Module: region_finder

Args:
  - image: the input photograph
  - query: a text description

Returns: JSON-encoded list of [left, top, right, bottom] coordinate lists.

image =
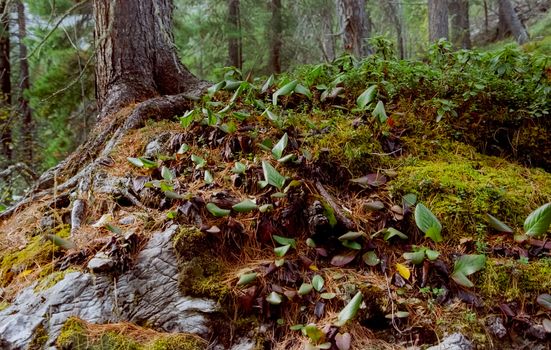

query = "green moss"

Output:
[[0, 224, 70, 287], [389, 143, 551, 241], [35, 268, 79, 292], [28, 325, 49, 350], [147, 335, 206, 350], [478, 258, 551, 302], [56, 317, 89, 350], [173, 226, 230, 301]]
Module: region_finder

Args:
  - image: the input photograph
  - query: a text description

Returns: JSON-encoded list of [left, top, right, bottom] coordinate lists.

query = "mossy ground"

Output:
[[56, 318, 206, 350]]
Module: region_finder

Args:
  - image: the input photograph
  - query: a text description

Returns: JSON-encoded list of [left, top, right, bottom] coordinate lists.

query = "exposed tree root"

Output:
[[0, 93, 199, 221]]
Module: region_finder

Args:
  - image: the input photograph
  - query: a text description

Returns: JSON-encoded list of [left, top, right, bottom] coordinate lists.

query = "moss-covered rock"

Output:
[[173, 226, 230, 301], [389, 143, 551, 241], [479, 257, 551, 302]]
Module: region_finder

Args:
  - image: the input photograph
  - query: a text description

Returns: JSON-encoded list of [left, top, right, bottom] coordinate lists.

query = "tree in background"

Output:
[[17, 0, 33, 164], [428, 0, 449, 42], [268, 0, 282, 73], [228, 0, 242, 69], [337, 0, 369, 57], [0, 0, 11, 162], [498, 0, 529, 44], [383, 0, 406, 58], [449, 0, 471, 48]]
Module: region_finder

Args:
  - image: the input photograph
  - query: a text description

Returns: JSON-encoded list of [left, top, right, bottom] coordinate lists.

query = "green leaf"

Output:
[[486, 214, 513, 233], [298, 283, 313, 295], [372, 100, 388, 123], [357, 85, 377, 108], [274, 244, 291, 257], [127, 157, 144, 167], [161, 166, 174, 181], [232, 199, 257, 213], [275, 258, 285, 267], [312, 275, 324, 292], [139, 159, 158, 169], [191, 154, 207, 169], [164, 191, 185, 200], [264, 109, 280, 123], [320, 293, 336, 299], [261, 74, 275, 93], [524, 203, 551, 237], [262, 160, 286, 189], [294, 84, 312, 98], [415, 203, 442, 242], [290, 324, 304, 331], [45, 234, 76, 250], [362, 251, 380, 266], [259, 204, 274, 213], [204, 170, 214, 184], [179, 110, 195, 128], [277, 154, 296, 163], [383, 227, 408, 240], [266, 291, 283, 305], [177, 143, 190, 154], [335, 292, 363, 327], [207, 81, 225, 96], [402, 193, 417, 207], [272, 133, 288, 160], [338, 231, 364, 241], [403, 250, 425, 265], [231, 162, 247, 174], [273, 235, 296, 248], [206, 203, 231, 217], [306, 238, 316, 248], [537, 294, 551, 310], [425, 249, 440, 261], [451, 254, 486, 288], [237, 272, 257, 286], [304, 324, 324, 343], [273, 80, 298, 105], [342, 240, 362, 250]]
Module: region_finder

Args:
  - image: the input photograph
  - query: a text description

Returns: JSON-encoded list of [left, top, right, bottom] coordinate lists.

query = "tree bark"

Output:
[[268, 0, 282, 74], [428, 0, 449, 42], [449, 0, 471, 49], [93, 0, 205, 119], [320, 1, 335, 62], [497, 0, 529, 44], [17, 0, 33, 165], [228, 0, 242, 69], [384, 0, 406, 58], [337, 0, 368, 57], [0, 0, 11, 161]]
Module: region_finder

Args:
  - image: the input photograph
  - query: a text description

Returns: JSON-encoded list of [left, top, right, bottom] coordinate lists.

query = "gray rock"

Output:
[[230, 338, 256, 350], [119, 215, 136, 225], [486, 316, 507, 339], [87, 252, 115, 272], [426, 333, 473, 350], [0, 225, 218, 349], [144, 140, 162, 158]]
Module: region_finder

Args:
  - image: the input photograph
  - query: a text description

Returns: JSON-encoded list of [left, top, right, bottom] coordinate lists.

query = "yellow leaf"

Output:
[[396, 263, 410, 280], [309, 265, 319, 271]]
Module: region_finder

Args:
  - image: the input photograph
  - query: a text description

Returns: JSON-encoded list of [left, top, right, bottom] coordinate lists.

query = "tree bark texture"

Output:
[[384, 0, 406, 58], [337, 0, 368, 57], [269, 0, 282, 74], [428, 0, 449, 42], [449, 0, 471, 49], [17, 0, 33, 165], [93, 0, 204, 118], [0, 0, 11, 161], [497, 0, 529, 44], [228, 0, 242, 69], [320, 1, 335, 62]]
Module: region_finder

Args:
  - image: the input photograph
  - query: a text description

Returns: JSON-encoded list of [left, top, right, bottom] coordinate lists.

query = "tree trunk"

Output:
[[17, 0, 32, 165], [228, 0, 242, 69], [449, 0, 471, 49], [428, 0, 449, 42], [93, 0, 205, 118], [320, 1, 335, 62], [384, 0, 406, 58], [268, 0, 282, 74], [337, 0, 368, 57], [497, 0, 529, 44], [0, 0, 11, 161]]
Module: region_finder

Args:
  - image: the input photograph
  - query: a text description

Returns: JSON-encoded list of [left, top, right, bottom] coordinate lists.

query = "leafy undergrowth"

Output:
[[1, 44, 551, 349]]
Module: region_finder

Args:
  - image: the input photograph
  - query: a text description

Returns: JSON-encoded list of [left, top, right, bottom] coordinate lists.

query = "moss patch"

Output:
[[173, 226, 230, 302], [389, 143, 551, 241], [478, 257, 551, 302]]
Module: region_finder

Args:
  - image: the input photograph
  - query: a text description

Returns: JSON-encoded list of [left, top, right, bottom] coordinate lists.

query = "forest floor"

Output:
[[1, 49, 551, 350]]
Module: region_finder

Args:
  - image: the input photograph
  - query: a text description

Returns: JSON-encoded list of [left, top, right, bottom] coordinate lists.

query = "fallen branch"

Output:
[[314, 181, 356, 231]]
